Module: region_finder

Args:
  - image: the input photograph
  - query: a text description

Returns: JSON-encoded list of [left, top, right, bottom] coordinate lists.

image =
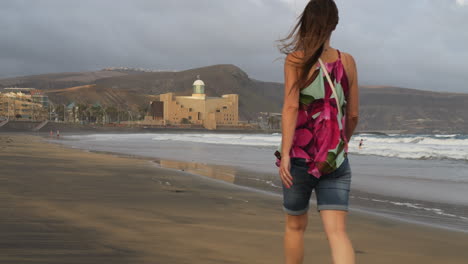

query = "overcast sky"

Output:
[[1, 0, 467, 92]]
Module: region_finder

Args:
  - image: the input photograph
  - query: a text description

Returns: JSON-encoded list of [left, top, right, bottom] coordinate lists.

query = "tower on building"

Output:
[[192, 75, 205, 98]]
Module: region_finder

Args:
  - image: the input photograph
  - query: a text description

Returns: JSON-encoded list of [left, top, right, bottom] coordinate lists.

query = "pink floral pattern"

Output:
[[275, 50, 349, 178]]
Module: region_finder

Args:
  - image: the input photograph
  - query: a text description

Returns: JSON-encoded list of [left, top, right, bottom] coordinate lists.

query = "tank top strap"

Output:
[[337, 49, 342, 60]]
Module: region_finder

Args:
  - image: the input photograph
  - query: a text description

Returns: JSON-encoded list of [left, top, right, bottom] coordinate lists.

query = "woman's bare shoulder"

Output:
[[340, 51, 357, 77], [340, 51, 356, 66], [285, 50, 304, 66]]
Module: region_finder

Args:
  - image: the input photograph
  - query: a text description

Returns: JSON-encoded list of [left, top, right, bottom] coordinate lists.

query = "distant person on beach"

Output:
[[274, 0, 359, 263], [49, 130, 54, 137], [56, 130, 60, 138], [359, 139, 364, 150]]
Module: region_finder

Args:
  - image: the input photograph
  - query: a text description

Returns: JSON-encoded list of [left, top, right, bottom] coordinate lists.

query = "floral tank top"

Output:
[[274, 50, 350, 178]]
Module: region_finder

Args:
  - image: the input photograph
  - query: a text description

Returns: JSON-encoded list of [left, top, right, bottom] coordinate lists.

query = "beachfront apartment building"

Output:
[[143, 77, 239, 130], [0, 88, 49, 120]]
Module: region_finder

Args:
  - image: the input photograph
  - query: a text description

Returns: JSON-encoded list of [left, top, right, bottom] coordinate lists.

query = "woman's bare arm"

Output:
[[344, 53, 359, 141], [280, 53, 301, 157]]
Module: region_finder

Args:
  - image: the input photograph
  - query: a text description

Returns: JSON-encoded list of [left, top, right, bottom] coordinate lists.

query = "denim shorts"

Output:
[[282, 157, 352, 215]]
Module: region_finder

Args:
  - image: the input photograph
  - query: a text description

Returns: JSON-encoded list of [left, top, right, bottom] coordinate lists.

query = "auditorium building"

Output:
[[144, 77, 239, 130]]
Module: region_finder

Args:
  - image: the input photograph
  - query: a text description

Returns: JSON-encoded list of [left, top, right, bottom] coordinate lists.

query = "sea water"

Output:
[[55, 132, 468, 232]]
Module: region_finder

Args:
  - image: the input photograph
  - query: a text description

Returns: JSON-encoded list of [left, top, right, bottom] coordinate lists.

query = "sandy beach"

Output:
[[1, 134, 468, 264]]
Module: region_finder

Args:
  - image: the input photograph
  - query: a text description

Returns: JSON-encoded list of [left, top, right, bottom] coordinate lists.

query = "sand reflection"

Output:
[[155, 159, 238, 184]]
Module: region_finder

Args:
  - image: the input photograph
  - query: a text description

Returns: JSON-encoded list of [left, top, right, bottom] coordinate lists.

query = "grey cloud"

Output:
[[0, 0, 467, 92]]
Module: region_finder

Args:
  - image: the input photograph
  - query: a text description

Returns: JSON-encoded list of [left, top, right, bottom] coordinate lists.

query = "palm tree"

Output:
[[77, 103, 89, 124], [137, 105, 148, 120], [55, 105, 65, 122], [90, 104, 103, 124], [105, 106, 118, 123], [72, 105, 76, 123]]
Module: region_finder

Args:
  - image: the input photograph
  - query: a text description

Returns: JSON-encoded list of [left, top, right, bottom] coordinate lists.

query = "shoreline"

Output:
[[1, 121, 464, 136], [45, 133, 468, 234], [2, 133, 468, 263]]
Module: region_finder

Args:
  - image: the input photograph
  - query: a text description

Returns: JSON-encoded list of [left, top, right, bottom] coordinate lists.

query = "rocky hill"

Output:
[[1, 65, 467, 133], [0, 70, 129, 90], [358, 87, 468, 133]]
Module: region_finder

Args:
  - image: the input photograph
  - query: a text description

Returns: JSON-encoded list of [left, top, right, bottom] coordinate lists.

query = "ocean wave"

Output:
[[357, 197, 467, 220], [66, 133, 468, 162], [349, 134, 468, 161], [435, 134, 458, 138], [151, 133, 278, 147]]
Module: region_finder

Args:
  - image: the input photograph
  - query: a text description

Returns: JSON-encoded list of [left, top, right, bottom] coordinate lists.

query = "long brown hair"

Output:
[[278, 0, 339, 93]]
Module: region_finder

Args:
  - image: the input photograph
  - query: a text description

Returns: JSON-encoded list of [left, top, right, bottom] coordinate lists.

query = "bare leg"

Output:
[[320, 210, 355, 264], [284, 213, 308, 264]]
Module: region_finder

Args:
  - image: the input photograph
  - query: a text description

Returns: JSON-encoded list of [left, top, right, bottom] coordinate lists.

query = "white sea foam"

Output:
[[349, 134, 468, 161], [359, 197, 467, 221], [149, 132, 468, 161], [150, 133, 279, 146], [66, 132, 468, 162]]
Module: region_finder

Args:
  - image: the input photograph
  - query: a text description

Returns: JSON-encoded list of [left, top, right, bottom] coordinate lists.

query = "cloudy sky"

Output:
[[1, 0, 467, 92]]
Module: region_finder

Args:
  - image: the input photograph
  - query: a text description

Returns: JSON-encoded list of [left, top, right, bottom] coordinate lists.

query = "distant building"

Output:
[[30, 89, 50, 109], [144, 77, 239, 130], [257, 112, 282, 130], [0, 88, 49, 120]]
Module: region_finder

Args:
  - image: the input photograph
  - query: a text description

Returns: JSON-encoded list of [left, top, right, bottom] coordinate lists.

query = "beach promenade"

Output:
[[1, 134, 468, 263]]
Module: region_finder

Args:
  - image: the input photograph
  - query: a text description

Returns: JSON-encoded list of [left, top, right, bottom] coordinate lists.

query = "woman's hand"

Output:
[[279, 155, 293, 188]]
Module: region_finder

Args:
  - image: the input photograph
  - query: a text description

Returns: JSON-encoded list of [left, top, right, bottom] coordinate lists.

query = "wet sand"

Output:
[[1, 134, 468, 263]]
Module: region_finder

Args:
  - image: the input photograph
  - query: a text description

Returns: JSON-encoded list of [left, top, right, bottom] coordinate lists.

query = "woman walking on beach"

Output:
[[274, 0, 359, 263]]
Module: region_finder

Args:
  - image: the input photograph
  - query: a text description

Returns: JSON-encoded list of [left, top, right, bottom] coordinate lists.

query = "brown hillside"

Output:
[[94, 64, 282, 121], [0, 70, 129, 90], [1, 65, 467, 133], [44, 85, 148, 111], [47, 84, 97, 93], [358, 87, 468, 133]]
